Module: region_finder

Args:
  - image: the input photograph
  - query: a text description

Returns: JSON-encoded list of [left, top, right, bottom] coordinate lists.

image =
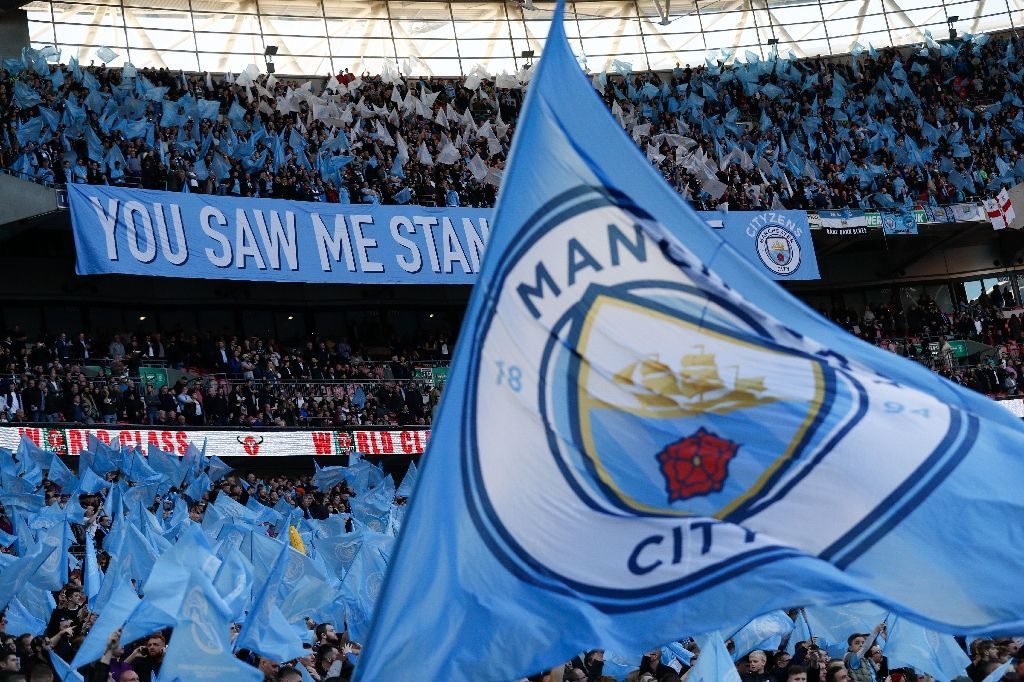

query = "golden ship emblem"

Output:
[[611, 346, 779, 416]]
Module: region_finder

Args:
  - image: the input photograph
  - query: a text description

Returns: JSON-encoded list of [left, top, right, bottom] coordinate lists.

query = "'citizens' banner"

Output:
[[68, 185, 820, 281], [0, 425, 430, 457]]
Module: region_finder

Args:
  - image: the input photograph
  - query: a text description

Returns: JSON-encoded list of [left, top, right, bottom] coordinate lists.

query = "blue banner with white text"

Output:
[[68, 185, 819, 282]]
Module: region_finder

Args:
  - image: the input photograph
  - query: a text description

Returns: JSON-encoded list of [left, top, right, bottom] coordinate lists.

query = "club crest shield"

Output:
[[465, 186, 960, 607]]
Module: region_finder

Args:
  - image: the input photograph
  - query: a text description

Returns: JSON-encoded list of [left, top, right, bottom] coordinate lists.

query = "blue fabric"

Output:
[[4, 597, 45, 637], [70, 574, 140, 669], [727, 610, 795, 660], [883, 616, 970, 680], [234, 540, 308, 662], [803, 602, 888, 657], [0, 546, 55, 613], [49, 650, 85, 682], [160, 571, 263, 682], [83, 531, 102, 606], [354, 6, 1024, 680], [67, 184, 816, 283], [689, 633, 741, 682]]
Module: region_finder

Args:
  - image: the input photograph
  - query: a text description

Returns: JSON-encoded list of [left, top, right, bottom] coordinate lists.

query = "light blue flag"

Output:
[[341, 532, 393, 644], [159, 571, 263, 682], [70, 574, 140, 669], [13, 81, 42, 109], [15, 436, 49, 466], [17, 582, 54, 626], [83, 530, 102, 606], [15, 117, 43, 147], [117, 522, 160, 585], [803, 601, 888, 657], [313, 527, 363, 579], [279, 574, 335, 623], [727, 610, 795, 660], [206, 455, 233, 482], [212, 153, 232, 181], [688, 633, 741, 682], [601, 652, 639, 681], [390, 153, 405, 178], [120, 524, 220, 643], [83, 438, 118, 475], [395, 461, 418, 499], [234, 540, 307, 662], [123, 449, 162, 483], [46, 454, 78, 492], [350, 488, 391, 534], [185, 471, 212, 502], [5, 597, 45, 637], [883, 616, 969, 680], [245, 495, 282, 525], [49, 650, 85, 682], [30, 520, 72, 591], [393, 187, 412, 204], [313, 461, 349, 492], [344, 458, 384, 493], [0, 545, 55, 613], [147, 444, 186, 487], [213, 544, 254, 621], [355, 5, 1024, 680]]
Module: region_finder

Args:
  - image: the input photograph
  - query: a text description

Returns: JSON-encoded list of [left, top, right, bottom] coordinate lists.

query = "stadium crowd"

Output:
[[2, 30, 1024, 212], [0, 329, 448, 427], [0, 436, 1017, 682], [7, 286, 1024, 426]]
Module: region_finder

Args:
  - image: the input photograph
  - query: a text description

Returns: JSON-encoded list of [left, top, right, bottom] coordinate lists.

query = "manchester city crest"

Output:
[[755, 223, 801, 276], [465, 186, 961, 609]]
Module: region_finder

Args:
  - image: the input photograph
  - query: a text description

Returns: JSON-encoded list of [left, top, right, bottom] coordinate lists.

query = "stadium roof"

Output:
[[17, 0, 1021, 77]]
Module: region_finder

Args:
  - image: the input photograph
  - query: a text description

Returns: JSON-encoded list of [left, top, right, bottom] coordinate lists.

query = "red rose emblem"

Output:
[[657, 427, 740, 502]]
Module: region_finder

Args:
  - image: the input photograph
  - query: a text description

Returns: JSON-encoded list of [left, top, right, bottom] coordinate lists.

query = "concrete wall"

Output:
[[0, 173, 59, 226], [0, 10, 30, 60]]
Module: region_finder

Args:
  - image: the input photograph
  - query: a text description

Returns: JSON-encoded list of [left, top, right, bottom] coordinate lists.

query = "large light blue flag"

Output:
[[46, 454, 79, 492], [727, 610, 794, 660], [395, 461, 418, 498], [341, 532, 393, 644], [803, 601, 888, 657], [349, 487, 391, 534], [688, 633, 741, 682], [344, 459, 385, 494], [313, 527, 363, 579], [158, 571, 262, 682], [234, 540, 307, 662], [5, 597, 45, 637], [49, 649, 85, 682], [212, 543, 254, 621], [356, 5, 1024, 680], [70, 574, 140, 670], [313, 462, 348, 492], [18, 438, 51, 467], [0, 545, 54, 613], [31, 519, 72, 591], [83, 530, 102, 606], [883, 616, 970, 680]]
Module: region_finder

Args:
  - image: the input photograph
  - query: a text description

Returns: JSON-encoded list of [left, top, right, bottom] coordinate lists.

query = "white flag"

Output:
[[437, 139, 461, 165], [467, 154, 488, 181], [396, 133, 409, 163], [417, 141, 433, 166]]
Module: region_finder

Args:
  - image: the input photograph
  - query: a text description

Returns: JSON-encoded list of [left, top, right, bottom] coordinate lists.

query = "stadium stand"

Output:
[[1, 4, 1024, 681], [2, 31, 1023, 214], [0, 330, 449, 426]]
